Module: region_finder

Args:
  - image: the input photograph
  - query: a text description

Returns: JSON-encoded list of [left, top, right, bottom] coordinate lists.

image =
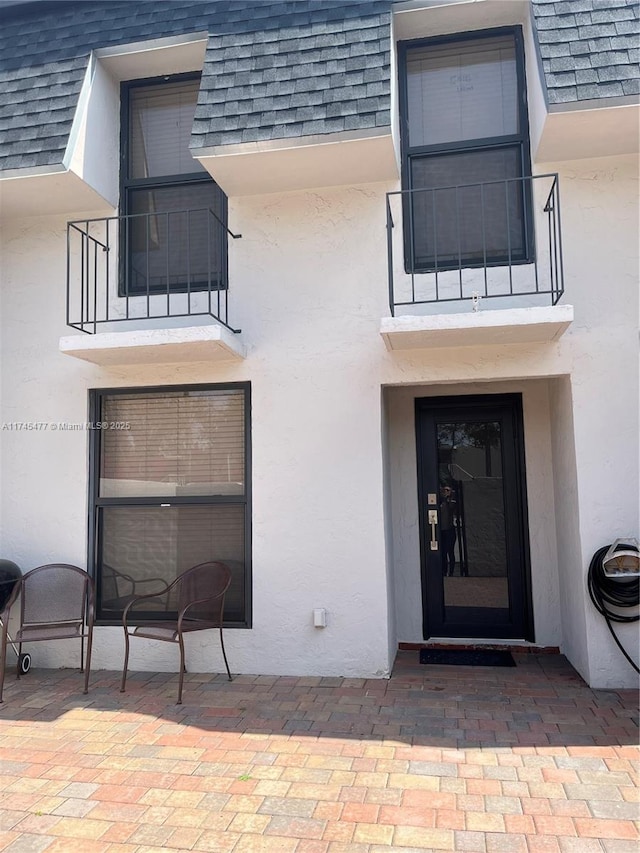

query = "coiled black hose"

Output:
[[587, 544, 639, 674]]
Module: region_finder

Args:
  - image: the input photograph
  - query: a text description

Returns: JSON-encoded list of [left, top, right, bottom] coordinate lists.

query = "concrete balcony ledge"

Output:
[[380, 304, 574, 351], [60, 323, 247, 366]]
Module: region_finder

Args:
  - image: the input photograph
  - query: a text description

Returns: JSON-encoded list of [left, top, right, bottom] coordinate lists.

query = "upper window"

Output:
[[399, 29, 532, 272], [89, 384, 251, 626], [120, 75, 227, 295]]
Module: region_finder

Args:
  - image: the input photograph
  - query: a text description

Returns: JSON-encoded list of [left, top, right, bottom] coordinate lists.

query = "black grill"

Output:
[[0, 559, 21, 612]]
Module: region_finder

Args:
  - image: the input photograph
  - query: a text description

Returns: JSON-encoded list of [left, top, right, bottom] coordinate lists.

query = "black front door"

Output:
[[416, 394, 533, 641]]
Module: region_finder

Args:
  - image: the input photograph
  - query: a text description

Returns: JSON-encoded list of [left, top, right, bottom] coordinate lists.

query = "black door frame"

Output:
[[415, 393, 534, 641]]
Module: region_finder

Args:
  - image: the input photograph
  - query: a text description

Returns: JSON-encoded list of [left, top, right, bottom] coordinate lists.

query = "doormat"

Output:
[[419, 648, 516, 667]]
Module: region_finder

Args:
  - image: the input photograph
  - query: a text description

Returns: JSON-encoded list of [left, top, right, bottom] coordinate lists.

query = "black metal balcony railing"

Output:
[[386, 173, 564, 316], [66, 207, 242, 334]]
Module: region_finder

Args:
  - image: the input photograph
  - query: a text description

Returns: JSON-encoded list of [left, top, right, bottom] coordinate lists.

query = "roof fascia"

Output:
[[94, 31, 209, 81], [548, 95, 640, 114]]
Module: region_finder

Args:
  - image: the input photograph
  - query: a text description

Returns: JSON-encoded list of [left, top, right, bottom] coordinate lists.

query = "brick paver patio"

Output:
[[0, 652, 637, 852]]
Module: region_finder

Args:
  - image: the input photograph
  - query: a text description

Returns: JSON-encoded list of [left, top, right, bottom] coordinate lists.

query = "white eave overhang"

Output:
[[193, 128, 399, 196], [392, 0, 530, 41], [59, 324, 247, 366], [534, 100, 640, 163], [0, 34, 209, 219], [380, 304, 574, 351], [0, 166, 115, 218]]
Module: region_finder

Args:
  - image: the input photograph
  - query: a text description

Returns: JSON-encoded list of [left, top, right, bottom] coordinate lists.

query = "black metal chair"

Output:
[[0, 564, 95, 703], [121, 561, 232, 704]]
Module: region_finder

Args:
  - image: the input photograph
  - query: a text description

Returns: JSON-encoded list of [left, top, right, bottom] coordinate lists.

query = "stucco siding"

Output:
[[0, 150, 638, 685]]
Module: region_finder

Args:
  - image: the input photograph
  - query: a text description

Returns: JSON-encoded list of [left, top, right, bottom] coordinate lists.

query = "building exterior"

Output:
[[0, 0, 638, 688]]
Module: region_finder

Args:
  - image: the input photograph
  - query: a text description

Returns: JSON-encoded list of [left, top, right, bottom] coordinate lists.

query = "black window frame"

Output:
[[119, 73, 228, 296], [87, 382, 252, 628], [398, 26, 534, 273]]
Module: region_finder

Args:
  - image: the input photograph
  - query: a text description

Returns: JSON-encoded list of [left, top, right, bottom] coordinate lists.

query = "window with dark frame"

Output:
[[120, 75, 228, 295], [89, 384, 251, 626], [399, 28, 533, 272]]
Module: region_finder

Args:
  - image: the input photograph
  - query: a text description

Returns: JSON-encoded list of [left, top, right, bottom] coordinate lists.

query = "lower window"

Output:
[[408, 146, 529, 270], [89, 383, 251, 625], [126, 181, 227, 295]]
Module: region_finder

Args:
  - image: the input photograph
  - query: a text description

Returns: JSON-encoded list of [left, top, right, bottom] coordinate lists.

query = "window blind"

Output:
[[406, 36, 518, 148], [100, 389, 245, 498], [129, 79, 204, 179]]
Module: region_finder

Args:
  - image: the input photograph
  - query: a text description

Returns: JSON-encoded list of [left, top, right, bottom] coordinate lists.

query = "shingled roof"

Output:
[[192, 10, 390, 149], [531, 0, 640, 104], [0, 0, 391, 173], [0, 1, 637, 175]]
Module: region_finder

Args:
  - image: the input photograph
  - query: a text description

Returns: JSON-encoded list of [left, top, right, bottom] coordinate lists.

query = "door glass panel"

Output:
[[436, 421, 509, 611]]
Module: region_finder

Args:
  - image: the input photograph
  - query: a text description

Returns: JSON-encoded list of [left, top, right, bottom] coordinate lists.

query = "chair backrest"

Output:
[[101, 563, 132, 603], [176, 561, 231, 624], [21, 564, 92, 630], [101, 563, 118, 605]]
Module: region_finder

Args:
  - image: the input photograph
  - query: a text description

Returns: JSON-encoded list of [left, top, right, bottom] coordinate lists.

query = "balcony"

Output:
[[60, 207, 246, 366], [381, 173, 573, 351]]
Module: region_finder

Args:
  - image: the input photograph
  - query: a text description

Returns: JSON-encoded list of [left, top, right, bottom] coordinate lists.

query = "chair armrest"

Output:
[[177, 591, 225, 630], [120, 573, 135, 597], [121, 576, 180, 627], [134, 576, 170, 593]]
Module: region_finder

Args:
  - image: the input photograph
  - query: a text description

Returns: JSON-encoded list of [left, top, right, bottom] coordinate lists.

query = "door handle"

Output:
[[428, 509, 438, 550]]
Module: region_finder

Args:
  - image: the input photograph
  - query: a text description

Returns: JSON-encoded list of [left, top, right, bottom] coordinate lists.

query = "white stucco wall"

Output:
[[381, 390, 398, 668], [378, 153, 639, 685], [540, 155, 639, 688], [548, 375, 588, 679], [65, 57, 120, 207], [0, 185, 395, 679], [0, 151, 638, 686]]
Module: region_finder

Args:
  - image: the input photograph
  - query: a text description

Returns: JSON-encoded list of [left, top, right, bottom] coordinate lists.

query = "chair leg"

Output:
[[177, 633, 185, 705], [83, 624, 93, 695], [219, 626, 232, 681], [121, 630, 130, 693], [0, 622, 7, 703], [16, 642, 22, 681], [80, 632, 85, 674]]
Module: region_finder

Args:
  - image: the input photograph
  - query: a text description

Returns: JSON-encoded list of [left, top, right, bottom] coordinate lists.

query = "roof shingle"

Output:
[[0, 0, 390, 172], [0, 1, 636, 175], [532, 0, 639, 105]]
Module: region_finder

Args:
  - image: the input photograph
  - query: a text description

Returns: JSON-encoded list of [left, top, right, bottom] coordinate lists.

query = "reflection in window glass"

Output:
[[92, 384, 251, 625], [437, 421, 509, 609]]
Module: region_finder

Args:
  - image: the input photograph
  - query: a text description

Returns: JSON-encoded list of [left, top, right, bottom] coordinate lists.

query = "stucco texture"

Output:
[[1, 153, 638, 687]]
